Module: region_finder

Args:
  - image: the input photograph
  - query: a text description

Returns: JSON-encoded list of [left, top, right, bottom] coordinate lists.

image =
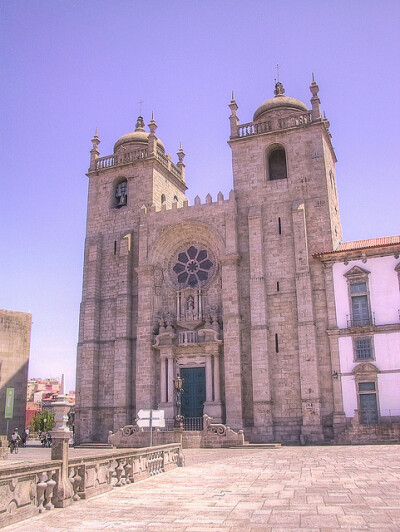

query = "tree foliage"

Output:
[[30, 410, 56, 432]]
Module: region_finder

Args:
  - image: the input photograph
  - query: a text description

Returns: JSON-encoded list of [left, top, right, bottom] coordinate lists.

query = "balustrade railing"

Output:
[[178, 330, 197, 344], [0, 443, 181, 528], [95, 148, 148, 170], [155, 148, 183, 180], [236, 111, 312, 138]]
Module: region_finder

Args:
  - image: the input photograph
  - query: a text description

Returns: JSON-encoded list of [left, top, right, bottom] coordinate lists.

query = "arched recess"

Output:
[[266, 143, 287, 181], [112, 176, 128, 208], [148, 220, 226, 285]]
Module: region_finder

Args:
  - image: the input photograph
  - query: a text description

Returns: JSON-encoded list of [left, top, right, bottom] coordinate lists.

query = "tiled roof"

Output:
[[314, 235, 400, 256]]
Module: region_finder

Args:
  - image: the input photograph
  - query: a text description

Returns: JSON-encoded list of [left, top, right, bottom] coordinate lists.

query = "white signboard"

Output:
[[136, 409, 166, 446], [137, 418, 165, 428]]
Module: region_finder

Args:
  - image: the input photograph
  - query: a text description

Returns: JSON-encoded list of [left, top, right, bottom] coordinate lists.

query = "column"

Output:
[[167, 356, 174, 403], [160, 355, 167, 403], [220, 197, 243, 429], [248, 206, 273, 439], [213, 354, 221, 402], [113, 233, 133, 432], [135, 265, 156, 412], [292, 201, 324, 441], [75, 236, 102, 444], [205, 355, 213, 402], [323, 262, 347, 433]]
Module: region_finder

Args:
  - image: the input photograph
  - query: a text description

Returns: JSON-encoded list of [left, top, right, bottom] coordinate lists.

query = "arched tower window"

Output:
[[161, 194, 166, 204], [268, 147, 287, 180], [115, 178, 127, 208]]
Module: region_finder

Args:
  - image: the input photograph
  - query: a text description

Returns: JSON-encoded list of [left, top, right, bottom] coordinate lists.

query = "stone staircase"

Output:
[[74, 442, 114, 449]]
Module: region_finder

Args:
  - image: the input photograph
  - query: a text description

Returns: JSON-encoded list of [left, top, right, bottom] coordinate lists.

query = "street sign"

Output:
[[4, 388, 14, 419], [137, 418, 165, 428], [136, 409, 165, 446], [137, 409, 164, 420]]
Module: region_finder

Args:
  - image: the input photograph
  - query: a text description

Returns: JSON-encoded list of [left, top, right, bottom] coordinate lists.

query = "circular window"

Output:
[[172, 245, 214, 288]]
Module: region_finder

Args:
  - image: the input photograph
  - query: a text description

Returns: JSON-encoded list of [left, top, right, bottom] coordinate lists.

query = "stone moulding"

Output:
[[0, 443, 181, 529]]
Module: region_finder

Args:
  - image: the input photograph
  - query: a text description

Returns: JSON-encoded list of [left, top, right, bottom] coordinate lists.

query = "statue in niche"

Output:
[[185, 296, 195, 320]]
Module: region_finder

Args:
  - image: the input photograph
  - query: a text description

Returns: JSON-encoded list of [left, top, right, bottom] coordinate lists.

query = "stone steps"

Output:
[[242, 442, 282, 449], [74, 443, 115, 449]]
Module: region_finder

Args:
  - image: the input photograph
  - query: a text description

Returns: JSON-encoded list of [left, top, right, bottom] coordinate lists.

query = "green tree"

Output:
[[30, 410, 56, 433]]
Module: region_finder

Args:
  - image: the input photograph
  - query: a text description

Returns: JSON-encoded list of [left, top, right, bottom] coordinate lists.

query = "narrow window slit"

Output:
[[275, 333, 279, 353], [114, 241, 117, 255], [278, 217, 282, 235], [277, 281, 280, 292]]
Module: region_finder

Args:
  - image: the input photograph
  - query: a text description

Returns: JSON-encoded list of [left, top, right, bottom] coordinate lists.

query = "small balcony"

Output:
[[346, 313, 375, 328], [178, 331, 197, 344]]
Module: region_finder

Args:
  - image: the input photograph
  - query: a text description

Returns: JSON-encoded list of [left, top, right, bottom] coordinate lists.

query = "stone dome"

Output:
[[253, 82, 308, 122], [113, 116, 165, 152]]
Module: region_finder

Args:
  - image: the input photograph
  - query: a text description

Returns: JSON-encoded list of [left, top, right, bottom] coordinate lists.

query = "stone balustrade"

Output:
[[178, 330, 197, 344], [95, 147, 149, 170], [0, 443, 181, 528], [93, 147, 183, 183], [236, 111, 312, 138]]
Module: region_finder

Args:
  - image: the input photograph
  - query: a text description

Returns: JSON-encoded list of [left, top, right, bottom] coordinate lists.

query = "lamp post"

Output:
[[173, 375, 184, 428]]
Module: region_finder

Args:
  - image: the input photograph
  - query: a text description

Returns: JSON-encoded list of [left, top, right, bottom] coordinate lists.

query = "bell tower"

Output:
[[75, 115, 188, 443], [228, 78, 341, 442]]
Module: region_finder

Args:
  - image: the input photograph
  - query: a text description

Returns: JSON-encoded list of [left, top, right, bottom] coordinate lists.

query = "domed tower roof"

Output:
[[253, 82, 308, 122], [114, 116, 165, 152]]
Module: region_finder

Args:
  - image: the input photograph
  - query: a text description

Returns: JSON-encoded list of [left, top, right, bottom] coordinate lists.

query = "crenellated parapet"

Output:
[[141, 189, 235, 216]]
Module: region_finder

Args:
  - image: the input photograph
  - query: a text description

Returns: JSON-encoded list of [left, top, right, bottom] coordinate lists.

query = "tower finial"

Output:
[[310, 74, 321, 121], [148, 112, 157, 135]]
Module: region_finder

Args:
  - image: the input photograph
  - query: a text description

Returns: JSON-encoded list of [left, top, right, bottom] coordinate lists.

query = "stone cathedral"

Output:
[[75, 78, 344, 445]]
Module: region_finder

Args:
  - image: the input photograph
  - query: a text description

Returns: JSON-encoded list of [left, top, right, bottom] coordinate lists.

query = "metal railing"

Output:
[[346, 313, 375, 328], [183, 417, 203, 431]]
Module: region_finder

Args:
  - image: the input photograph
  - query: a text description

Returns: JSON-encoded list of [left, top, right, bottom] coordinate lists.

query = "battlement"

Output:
[[141, 189, 235, 216]]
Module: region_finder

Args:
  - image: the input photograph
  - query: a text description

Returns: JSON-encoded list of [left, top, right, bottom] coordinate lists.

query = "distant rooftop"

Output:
[[315, 235, 400, 257]]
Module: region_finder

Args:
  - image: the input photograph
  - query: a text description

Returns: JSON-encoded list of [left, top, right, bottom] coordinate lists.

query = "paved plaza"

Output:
[[4, 444, 400, 531]]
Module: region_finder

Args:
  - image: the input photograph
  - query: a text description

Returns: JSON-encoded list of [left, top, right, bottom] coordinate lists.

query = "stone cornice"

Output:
[[327, 322, 400, 337]]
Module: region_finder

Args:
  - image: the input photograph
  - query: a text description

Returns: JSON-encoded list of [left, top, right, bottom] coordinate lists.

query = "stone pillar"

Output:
[[167, 356, 174, 403], [75, 237, 102, 444], [135, 264, 156, 413], [220, 195, 243, 429], [205, 355, 213, 402], [213, 354, 221, 402], [160, 355, 167, 403], [51, 395, 73, 507], [248, 206, 273, 440], [323, 262, 347, 434], [113, 233, 133, 431], [292, 201, 324, 442], [221, 253, 243, 429]]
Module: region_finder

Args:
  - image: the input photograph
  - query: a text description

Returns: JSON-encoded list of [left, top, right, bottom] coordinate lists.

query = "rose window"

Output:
[[173, 246, 213, 287]]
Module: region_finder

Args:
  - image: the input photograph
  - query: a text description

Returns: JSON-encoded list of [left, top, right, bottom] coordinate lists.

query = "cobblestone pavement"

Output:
[[4, 445, 400, 531]]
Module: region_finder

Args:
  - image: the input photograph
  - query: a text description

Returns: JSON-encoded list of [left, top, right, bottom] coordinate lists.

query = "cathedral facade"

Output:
[[75, 79, 349, 444]]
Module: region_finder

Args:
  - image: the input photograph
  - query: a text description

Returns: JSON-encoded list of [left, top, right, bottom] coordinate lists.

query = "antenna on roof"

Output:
[[138, 99, 143, 116]]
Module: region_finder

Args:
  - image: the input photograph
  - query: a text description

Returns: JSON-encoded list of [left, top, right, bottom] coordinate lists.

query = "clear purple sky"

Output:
[[1, 1, 399, 390]]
